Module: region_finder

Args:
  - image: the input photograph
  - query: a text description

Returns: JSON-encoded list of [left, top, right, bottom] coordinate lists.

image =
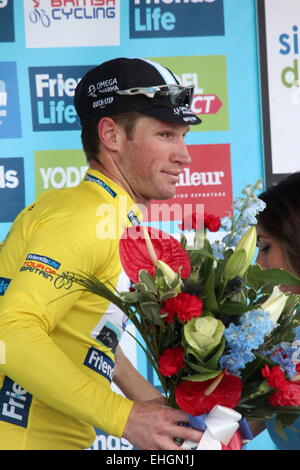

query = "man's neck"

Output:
[[88, 159, 150, 209]]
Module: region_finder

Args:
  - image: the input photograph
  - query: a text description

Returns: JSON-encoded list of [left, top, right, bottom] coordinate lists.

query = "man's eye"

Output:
[[261, 244, 270, 253], [160, 132, 171, 138]]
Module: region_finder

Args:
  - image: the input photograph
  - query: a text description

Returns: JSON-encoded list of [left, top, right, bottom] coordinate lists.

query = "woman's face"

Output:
[[256, 226, 300, 294]]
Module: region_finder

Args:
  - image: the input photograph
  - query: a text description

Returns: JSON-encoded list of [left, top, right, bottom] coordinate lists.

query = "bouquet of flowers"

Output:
[[73, 180, 300, 450]]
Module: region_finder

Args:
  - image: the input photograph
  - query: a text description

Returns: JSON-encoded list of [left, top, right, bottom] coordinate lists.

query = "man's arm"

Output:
[[113, 346, 163, 402]]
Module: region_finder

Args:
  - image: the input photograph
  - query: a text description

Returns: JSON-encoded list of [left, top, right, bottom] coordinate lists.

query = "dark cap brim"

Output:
[[137, 105, 201, 126]]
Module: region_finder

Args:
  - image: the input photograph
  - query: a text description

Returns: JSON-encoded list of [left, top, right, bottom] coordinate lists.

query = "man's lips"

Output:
[[161, 170, 182, 181]]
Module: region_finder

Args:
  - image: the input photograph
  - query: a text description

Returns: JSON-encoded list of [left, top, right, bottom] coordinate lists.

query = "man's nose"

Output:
[[175, 140, 192, 165]]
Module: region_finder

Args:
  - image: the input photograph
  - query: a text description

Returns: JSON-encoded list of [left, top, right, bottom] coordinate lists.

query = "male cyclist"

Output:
[[0, 58, 202, 450]]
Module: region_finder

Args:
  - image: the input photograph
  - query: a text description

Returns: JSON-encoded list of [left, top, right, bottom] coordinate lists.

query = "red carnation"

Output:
[[204, 212, 221, 232], [262, 365, 300, 407], [158, 346, 185, 377], [175, 371, 242, 416], [262, 365, 288, 390], [160, 293, 203, 323]]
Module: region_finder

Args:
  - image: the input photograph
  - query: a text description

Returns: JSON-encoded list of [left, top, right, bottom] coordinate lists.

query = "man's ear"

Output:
[[97, 117, 123, 151]]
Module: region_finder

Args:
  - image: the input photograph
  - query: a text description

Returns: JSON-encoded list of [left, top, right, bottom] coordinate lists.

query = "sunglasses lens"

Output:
[[168, 87, 194, 107]]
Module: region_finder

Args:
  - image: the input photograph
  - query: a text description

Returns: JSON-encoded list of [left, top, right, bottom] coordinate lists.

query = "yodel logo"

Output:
[[130, 0, 224, 38], [0, 377, 32, 428], [29, 65, 92, 131], [84, 348, 114, 382]]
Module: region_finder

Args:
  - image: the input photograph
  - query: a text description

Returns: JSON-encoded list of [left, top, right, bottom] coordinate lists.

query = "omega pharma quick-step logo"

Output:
[[130, 0, 224, 38], [28, 65, 92, 131]]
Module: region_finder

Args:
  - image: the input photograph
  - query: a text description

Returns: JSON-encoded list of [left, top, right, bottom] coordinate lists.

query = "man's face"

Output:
[[117, 116, 191, 205]]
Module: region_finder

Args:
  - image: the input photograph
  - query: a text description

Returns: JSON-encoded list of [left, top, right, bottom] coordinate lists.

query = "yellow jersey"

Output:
[[0, 169, 142, 450]]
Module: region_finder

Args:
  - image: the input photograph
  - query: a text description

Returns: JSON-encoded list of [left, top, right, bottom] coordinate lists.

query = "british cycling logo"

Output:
[[0, 62, 21, 138], [0, 158, 25, 223], [0, 0, 15, 43], [28, 0, 117, 26], [25, 0, 120, 48], [130, 0, 224, 38], [29, 65, 92, 131]]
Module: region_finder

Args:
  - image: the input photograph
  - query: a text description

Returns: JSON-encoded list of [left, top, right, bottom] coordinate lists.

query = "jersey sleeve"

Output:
[[0, 206, 134, 438]]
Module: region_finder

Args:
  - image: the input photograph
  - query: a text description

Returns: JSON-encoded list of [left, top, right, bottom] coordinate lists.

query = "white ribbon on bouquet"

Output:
[[181, 405, 242, 450], [197, 405, 242, 450]]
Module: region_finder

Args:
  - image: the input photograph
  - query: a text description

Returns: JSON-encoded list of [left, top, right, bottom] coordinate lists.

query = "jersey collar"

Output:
[[82, 168, 143, 227]]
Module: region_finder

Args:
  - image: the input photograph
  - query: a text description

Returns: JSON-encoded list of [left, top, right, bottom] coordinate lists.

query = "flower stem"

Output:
[[142, 226, 158, 265]]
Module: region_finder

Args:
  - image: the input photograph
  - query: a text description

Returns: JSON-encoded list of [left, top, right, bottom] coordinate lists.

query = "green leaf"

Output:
[[185, 346, 205, 364], [218, 301, 250, 315], [205, 337, 226, 369], [247, 264, 300, 286], [248, 380, 272, 400], [185, 358, 219, 374], [182, 371, 221, 382], [120, 290, 139, 303], [160, 291, 178, 302], [140, 301, 161, 325], [138, 270, 157, 293], [160, 324, 180, 349], [203, 271, 219, 312]]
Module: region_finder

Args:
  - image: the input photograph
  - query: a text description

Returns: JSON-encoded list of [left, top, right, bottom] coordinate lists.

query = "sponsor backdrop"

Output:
[[0, 0, 277, 451], [258, 0, 300, 185]]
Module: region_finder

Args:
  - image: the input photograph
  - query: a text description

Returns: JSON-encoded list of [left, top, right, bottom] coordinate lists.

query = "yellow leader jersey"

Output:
[[0, 169, 142, 450]]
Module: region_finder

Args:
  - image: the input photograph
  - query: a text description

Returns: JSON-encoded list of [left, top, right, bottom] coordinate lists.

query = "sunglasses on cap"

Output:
[[116, 84, 194, 108]]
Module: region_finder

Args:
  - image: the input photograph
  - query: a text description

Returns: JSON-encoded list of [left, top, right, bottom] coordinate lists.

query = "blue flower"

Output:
[[240, 310, 275, 336], [220, 216, 232, 232], [211, 241, 225, 260], [219, 350, 255, 377], [232, 198, 244, 211], [219, 309, 275, 375], [241, 206, 258, 226]]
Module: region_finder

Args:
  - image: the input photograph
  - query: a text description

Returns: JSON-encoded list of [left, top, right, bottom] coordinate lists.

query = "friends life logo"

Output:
[[130, 0, 224, 39], [0, 62, 21, 138], [29, 65, 92, 131], [0, 158, 25, 223], [0, 0, 15, 43]]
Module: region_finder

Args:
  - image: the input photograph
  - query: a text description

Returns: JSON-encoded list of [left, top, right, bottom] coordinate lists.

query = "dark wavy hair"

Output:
[[81, 111, 144, 162], [256, 172, 300, 275]]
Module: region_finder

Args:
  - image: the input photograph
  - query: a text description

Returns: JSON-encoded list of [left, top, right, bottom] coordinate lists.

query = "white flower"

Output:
[[260, 286, 288, 323]]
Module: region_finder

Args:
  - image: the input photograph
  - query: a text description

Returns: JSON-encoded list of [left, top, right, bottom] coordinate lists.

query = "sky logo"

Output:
[[0, 62, 21, 138], [0, 0, 15, 43], [29, 65, 92, 131], [0, 158, 25, 223], [130, 0, 224, 39]]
